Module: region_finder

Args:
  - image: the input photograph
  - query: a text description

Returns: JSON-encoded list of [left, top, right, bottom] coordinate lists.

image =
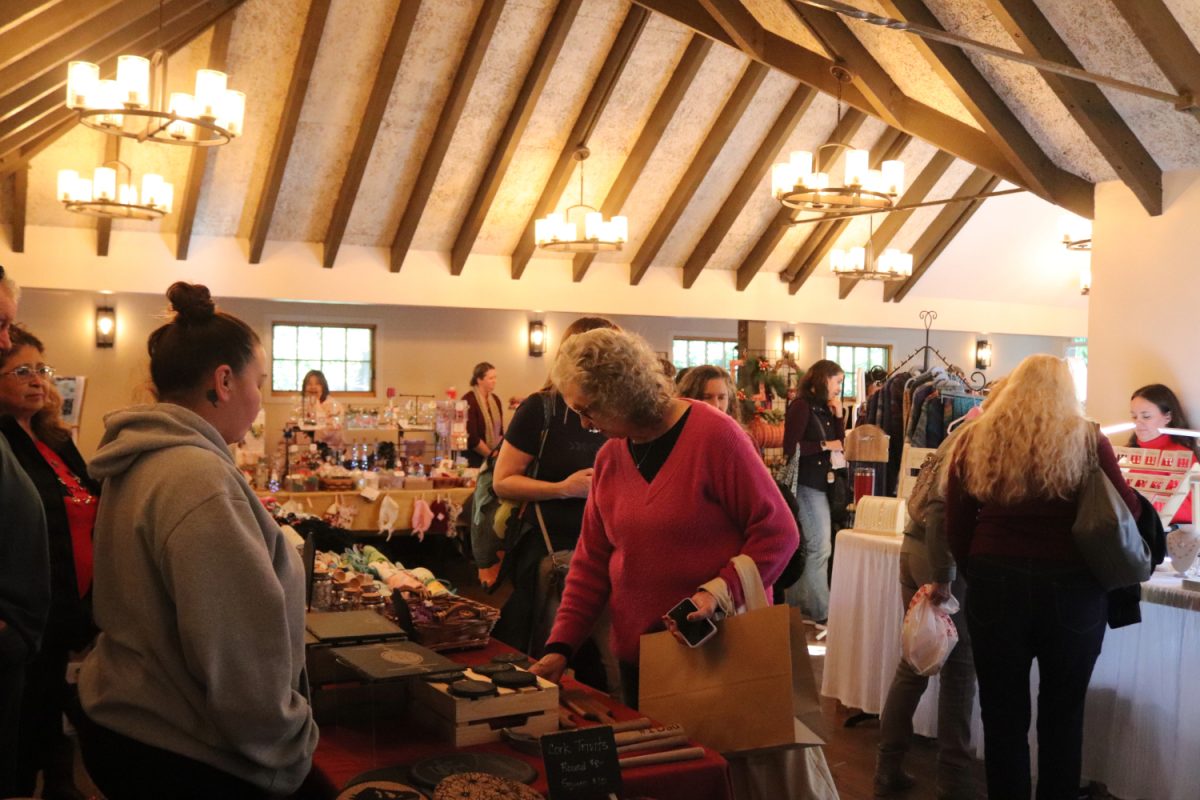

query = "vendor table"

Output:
[[259, 487, 474, 534], [823, 529, 1200, 800], [299, 639, 733, 800]]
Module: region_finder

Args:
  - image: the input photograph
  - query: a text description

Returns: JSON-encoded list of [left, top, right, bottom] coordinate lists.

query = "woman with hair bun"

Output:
[[1128, 383, 1198, 524], [77, 282, 317, 799]]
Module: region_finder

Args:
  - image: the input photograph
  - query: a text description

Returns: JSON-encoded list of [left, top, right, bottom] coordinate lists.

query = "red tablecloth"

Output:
[[299, 641, 732, 800]]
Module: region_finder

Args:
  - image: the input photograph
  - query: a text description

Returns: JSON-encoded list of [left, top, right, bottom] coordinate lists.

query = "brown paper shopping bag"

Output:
[[638, 604, 826, 756]]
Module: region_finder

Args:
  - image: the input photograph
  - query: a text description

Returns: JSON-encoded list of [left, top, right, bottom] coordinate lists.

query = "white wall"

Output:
[[1088, 170, 1200, 429], [13, 288, 1068, 459]]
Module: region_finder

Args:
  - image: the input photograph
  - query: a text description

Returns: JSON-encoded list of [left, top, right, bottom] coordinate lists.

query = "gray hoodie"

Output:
[[80, 404, 317, 793]]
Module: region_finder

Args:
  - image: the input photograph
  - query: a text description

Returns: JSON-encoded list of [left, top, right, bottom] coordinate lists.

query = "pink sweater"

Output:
[[547, 400, 799, 664]]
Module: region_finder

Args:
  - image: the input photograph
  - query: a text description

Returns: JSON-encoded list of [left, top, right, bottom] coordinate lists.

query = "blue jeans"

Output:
[[785, 483, 831, 621], [966, 556, 1106, 800]]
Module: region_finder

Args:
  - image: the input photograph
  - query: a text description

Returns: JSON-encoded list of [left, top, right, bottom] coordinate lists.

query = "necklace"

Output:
[[629, 438, 657, 470]]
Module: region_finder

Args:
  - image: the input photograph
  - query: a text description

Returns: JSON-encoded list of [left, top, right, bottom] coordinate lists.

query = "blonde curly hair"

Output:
[[949, 354, 1092, 504], [551, 328, 674, 429]]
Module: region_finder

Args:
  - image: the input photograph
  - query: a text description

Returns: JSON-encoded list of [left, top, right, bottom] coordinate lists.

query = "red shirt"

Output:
[[35, 440, 96, 597], [1131, 433, 1195, 524]]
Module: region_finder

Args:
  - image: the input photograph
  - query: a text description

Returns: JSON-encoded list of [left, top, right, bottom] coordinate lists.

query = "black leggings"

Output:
[[75, 706, 269, 800]]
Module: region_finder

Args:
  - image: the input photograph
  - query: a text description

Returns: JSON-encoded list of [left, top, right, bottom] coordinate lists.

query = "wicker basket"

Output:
[[319, 476, 356, 492], [401, 594, 499, 651]]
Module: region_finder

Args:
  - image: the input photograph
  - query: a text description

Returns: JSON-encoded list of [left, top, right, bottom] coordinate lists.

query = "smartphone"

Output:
[[664, 598, 718, 648]]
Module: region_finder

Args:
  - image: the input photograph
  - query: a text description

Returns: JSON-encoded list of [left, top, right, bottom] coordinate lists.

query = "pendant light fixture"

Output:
[[1059, 214, 1092, 251], [828, 216, 912, 281], [56, 161, 173, 220], [65, 3, 246, 149], [535, 147, 628, 252]]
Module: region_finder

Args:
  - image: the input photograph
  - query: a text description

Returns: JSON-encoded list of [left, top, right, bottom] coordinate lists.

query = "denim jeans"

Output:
[[878, 536, 975, 797], [785, 483, 832, 622], [966, 556, 1107, 800]]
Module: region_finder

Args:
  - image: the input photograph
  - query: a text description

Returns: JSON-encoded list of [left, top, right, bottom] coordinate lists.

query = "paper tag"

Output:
[[359, 486, 380, 502]]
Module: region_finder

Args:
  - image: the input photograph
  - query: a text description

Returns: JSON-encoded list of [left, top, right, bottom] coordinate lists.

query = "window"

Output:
[[672, 338, 739, 371], [1066, 337, 1088, 407], [271, 323, 375, 394], [825, 343, 891, 398]]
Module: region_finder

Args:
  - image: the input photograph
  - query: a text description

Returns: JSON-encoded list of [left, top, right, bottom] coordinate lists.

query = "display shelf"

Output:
[[1114, 445, 1199, 527]]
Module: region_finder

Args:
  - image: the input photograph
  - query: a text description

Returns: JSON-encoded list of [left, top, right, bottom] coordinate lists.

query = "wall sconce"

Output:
[[782, 331, 797, 357], [1079, 262, 1091, 296], [528, 320, 546, 357], [975, 338, 992, 370], [96, 305, 116, 348]]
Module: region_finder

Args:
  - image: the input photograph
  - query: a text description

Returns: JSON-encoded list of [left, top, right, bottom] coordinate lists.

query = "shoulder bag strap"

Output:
[[527, 391, 556, 546]]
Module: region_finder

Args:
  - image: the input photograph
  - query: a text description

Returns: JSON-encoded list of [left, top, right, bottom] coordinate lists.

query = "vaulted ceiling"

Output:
[[2, 0, 1198, 304]]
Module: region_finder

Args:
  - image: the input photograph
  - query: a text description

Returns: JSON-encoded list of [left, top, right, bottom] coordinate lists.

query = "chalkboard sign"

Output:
[[541, 726, 623, 800]]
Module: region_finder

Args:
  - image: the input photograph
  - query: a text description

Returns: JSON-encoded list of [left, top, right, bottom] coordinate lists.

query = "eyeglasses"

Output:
[[1, 364, 54, 380]]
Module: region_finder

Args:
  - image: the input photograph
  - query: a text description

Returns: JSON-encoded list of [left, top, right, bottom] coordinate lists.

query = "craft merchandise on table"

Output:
[[261, 487, 473, 538]]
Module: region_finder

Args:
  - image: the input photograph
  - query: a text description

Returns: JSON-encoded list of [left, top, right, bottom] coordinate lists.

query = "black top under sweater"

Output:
[[626, 408, 691, 483]]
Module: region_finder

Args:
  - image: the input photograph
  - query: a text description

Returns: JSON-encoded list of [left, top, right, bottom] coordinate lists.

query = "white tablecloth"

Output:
[[822, 530, 1200, 800]]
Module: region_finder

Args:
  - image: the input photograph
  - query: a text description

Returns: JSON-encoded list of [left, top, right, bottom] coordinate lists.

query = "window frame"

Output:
[[671, 336, 740, 371], [824, 342, 893, 399], [269, 321, 378, 398]]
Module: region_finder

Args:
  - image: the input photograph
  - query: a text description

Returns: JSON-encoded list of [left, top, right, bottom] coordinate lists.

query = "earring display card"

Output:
[[332, 641, 457, 682]]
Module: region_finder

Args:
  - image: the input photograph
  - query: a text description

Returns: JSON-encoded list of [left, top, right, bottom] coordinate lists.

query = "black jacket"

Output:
[[0, 416, 98, 649], [1107, 492, 1167, 629], [783, 396, 846, 492]]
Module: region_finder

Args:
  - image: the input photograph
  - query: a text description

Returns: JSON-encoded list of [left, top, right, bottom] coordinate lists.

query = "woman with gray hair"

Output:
[[529, 328, 798, 706]]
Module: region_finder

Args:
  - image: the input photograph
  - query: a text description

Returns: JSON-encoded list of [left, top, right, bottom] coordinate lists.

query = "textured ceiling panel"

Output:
[[1164, 0, 1200, 50], [1035, 0, 1200, 172], [590, 43, 749, 263], [198, 0, 311, 238], [759, 115, 888, 276], [26, 124, 107, 231], [841, 1, 980, 130], [742, 0, 830, 56], [652, 69, 799, 270], [343, 0, 482, 246], [472, 0, 627, 255], [923, 0, 1114, 183], [700, 90, 837, 270], [880, 156, 978, 256], [268, 0, 404, 242], [405, 0, 558, 251]]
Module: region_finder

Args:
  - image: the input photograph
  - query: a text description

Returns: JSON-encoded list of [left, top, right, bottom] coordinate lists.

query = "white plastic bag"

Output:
[[901, 584, 960, 676]]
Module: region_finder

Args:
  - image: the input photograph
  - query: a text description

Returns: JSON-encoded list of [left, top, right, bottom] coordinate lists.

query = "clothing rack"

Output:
[[887, 310, 956, 377]]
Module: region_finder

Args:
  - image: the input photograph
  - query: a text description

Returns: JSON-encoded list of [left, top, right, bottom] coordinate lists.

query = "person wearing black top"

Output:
[[490, 316, 616, 691]]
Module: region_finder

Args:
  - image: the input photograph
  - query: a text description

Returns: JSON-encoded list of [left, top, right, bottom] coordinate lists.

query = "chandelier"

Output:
[[773, 143, 904, 211], [535, 147, 628, 252], [66, 50, 245, 147], [1059, 214, 1092, 251], [56, 161, 173, 220], [829, 214, 912, 281]]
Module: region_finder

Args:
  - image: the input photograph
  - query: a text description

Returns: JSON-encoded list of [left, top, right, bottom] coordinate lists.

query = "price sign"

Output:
[[541, 726, 623, 800]]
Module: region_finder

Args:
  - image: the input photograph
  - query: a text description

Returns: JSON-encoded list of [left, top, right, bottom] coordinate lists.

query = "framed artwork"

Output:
[[54, 376, 86, 427]]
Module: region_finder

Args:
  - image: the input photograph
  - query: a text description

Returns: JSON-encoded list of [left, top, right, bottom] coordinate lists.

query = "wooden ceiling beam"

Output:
[[883, 168, 999, 302], [175, 12, 233, 261], [681, 84, 817, 288], [450, 0, 583, 276], [323, 0, 423, 269], [0, 1, 54, 34], [875, 0, 1093, 218], [733, 108, 866, 292], [697, 0, 767, 60], [510, 6, 649, 280], [983, 0, 1161, 216], [247, 0, 330, 264], [1111, 0, 1200, 125], [783, 128, 911, 293], [391, 0, 507, 272], [95, 134, 119, 256], [0, 0, 241, 170], [839, 148, 954, 298], [630, 61, 769, 286], [571, 34, 712, 282], [10, 166, 28, 253], [638, 0, 1035, 194], [0, 0, 124, 72]]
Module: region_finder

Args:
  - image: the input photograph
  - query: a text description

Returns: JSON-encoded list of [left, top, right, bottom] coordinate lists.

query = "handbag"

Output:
[[1071, 428, 1152, 590], [528, 503, 574, 657]]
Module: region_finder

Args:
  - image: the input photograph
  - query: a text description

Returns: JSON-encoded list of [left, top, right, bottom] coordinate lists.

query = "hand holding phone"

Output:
[[663, 597, 718, 648]]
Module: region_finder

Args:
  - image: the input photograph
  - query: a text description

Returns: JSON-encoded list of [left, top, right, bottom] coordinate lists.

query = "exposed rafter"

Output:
[[391, 0, 506, 272], [510, 6, 648, 280], [733, 108, 867, 291], [176, 12, 233, 261], [1110, 0, 1200, 125], [883, 168, 999, 302], [875, 0, 1092, 218], [839, 148, 954, 298], [571, 35, 712, 282], [681, 84, 817, 288], [631, 61, 769, 285], [450, 0, 583, 277], [0, 0, 124, 73], [1, 1, 51, 33], [697, 0, 766, 60], [323, 0, 422, 269], [96, 134, 119, 257], [983, 0, 1161, 216], [635, 0, 1052, 199], [782, 128, 911, 294], [248, 0, 330, 264], [10, 166, 27, 253]]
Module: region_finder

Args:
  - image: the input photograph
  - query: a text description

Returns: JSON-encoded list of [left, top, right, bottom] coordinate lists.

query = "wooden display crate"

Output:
[[409, 666, 559, 747]]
